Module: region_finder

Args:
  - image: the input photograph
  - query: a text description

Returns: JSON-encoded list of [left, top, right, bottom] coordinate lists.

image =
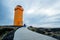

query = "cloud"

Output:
[[0, 0, 60, 27], [24, 0, 60, 27]]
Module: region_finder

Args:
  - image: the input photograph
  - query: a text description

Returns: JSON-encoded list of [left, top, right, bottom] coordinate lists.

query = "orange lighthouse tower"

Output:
[[14, 5, 24, 26]]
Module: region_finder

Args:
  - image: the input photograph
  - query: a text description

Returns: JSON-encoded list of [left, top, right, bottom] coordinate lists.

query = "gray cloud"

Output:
[[0, 0, 60, 27]]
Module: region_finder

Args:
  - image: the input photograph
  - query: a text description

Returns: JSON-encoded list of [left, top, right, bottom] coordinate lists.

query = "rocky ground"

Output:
[[0, 28, 17, 40], [28, 26, 60, 40], [0, 26, 60, 40]]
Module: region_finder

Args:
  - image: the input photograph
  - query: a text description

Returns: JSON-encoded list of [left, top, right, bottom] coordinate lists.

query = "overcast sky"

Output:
[[0, 0, 60, 28]]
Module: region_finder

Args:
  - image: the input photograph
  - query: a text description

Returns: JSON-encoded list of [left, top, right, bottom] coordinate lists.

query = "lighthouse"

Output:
[[14, 5, 24, 27]]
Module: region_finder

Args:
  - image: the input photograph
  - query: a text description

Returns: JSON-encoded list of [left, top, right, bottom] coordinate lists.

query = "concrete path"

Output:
[[14, 27, 57, 40]]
